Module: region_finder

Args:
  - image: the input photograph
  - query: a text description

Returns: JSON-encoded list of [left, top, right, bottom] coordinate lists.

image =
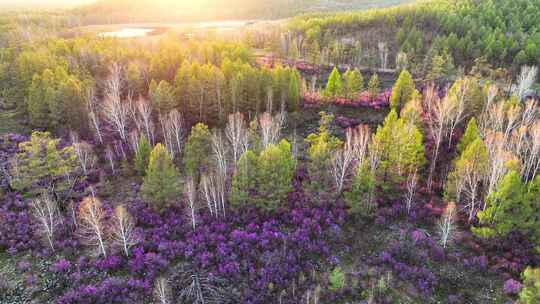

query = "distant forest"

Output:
[[74, 0, 414, 23]]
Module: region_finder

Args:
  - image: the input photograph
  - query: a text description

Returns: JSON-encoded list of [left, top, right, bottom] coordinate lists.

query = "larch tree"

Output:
[[389, 69, 415, 112], [287, 68, 301, 112], [520, 267, 540, 304], [149, 80, 176, 115], [77, 196, 107, 257], [323, 67, 342, 97], [110, 205, 138, 257], [141, 143, 182, 210]]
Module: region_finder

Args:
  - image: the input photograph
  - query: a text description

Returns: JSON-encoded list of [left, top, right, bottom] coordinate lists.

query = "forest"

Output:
[[0, 0, 540, 303]]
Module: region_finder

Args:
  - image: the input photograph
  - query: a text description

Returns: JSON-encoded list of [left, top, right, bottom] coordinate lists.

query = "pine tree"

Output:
[[305, 112, 342, 193], [323, 67, 342, 97], [367, 73, 380, 100], [390, 69, 415, 111], [287, 68, 301, 112], [345, 163, 376, 215], [343, 68, 364, 99], [183, 123, 212, 180], [256, 139, 295, 210], [141, 143, 181, 210], [520, 267, 540, 304], [230, 150, 258, 208], [149, 80, 175, 115], [474, 170, 528, 237], [134, 135, 151, 176], [371, 109, 425, 192], [457, 117, 480, 155]]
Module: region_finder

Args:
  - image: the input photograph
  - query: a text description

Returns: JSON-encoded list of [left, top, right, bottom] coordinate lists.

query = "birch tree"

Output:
[[160, 110, 185, 160], [31, 194, 60, 252], [438, 202, 456, 248], [225, 112, 249, 163], [185, 177, 198, 230], [86, 88, 103, 144], [110, 205, 137, 257], [154, 277, 171, 304], [77, 196, 107, 257], [102, 63, 129, 142]]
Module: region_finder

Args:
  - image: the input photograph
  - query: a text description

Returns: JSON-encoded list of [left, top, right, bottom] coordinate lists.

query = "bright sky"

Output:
[[0, 0, 96, 9]]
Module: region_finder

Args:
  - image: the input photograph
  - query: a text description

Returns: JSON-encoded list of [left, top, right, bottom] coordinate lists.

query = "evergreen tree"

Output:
[[183, 123, 212, 180], [287, 68, 301, 112], [474, 170, 528, 237], [126, 62, 144, 97], [149, 79, 175, 115], [141, 144, 181, 210], [230, 150, 258, 208], [367, 73, 380, 100], [371, 110, 425, 192], [520, 267, 540, 304], [134, 136, 151, 176], [323, 67, 342, 97], [390, 69, 415, 111], [9, 131, 79, 199], [457, 117, 480, 155], [256, 139, 295, 210], [342, 68, 364, 99], [345, 163, 376, 216], [305, 112, 342, 192]]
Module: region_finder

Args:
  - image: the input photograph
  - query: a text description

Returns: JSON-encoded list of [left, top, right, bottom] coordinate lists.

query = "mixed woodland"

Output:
[[1, 0, 540, 303]]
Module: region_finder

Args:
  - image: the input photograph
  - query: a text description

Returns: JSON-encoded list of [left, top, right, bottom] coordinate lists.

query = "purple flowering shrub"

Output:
[[378, 229, 441, 295], [0, 192, 40, 254]]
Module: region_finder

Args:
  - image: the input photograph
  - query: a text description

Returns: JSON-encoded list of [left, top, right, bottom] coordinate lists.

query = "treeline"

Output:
[[284, 0, 540, 76], [1, 32, 302, 137]]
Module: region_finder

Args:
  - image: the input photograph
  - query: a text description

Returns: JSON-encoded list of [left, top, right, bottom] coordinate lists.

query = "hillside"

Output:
[[75, 0, 414, 24]]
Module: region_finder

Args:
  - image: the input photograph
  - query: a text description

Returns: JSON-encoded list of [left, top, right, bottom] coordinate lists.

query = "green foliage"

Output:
[[389, 69, 415, 111], [323, 67, 342, 97], [134, 136, 152, 176], [457, 118, 480, 155], [305, 112, 342, 193], [342, 68, 364, 99], [520, 267, 540, 304], [474, 171, 528, 238], [329, 267, 345, 291], [183, 123, 212, 179], [149, 79, 176, 115], [230, 150, 258, 208], [445, 138, 489, 202], [230, 140, 295, 211], [27, 67, 87, 133], [367, 73, 380, 99], [345, 163, 376, 216], [126, 62, 144, 97], [287, 68, 301, 112], [9, 131, 79, 199], [141, 143, 181, 210], [371, 110, 425, 192]]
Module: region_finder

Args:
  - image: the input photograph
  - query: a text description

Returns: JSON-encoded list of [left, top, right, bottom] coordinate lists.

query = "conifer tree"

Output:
[[134, 135, 151, 176], [367, 73, 380, 100], [141, 144, 181, 210], [323, 67, 342, 97], [390, 69, 415, 111], [520, 267, 540, 304], [342, 68, 364, 99], [183, 123, 212, 180], [371, 110, 425, 192], [305, 112, 342, 192], [149, 80, 175, 115], [230, 150, 258, 208], [457, 117, 480, 155], [287, 68, 301, 112], [474, 170, 528, 237], [345, 163, 376, 215], [256, 139, 295, 210]]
